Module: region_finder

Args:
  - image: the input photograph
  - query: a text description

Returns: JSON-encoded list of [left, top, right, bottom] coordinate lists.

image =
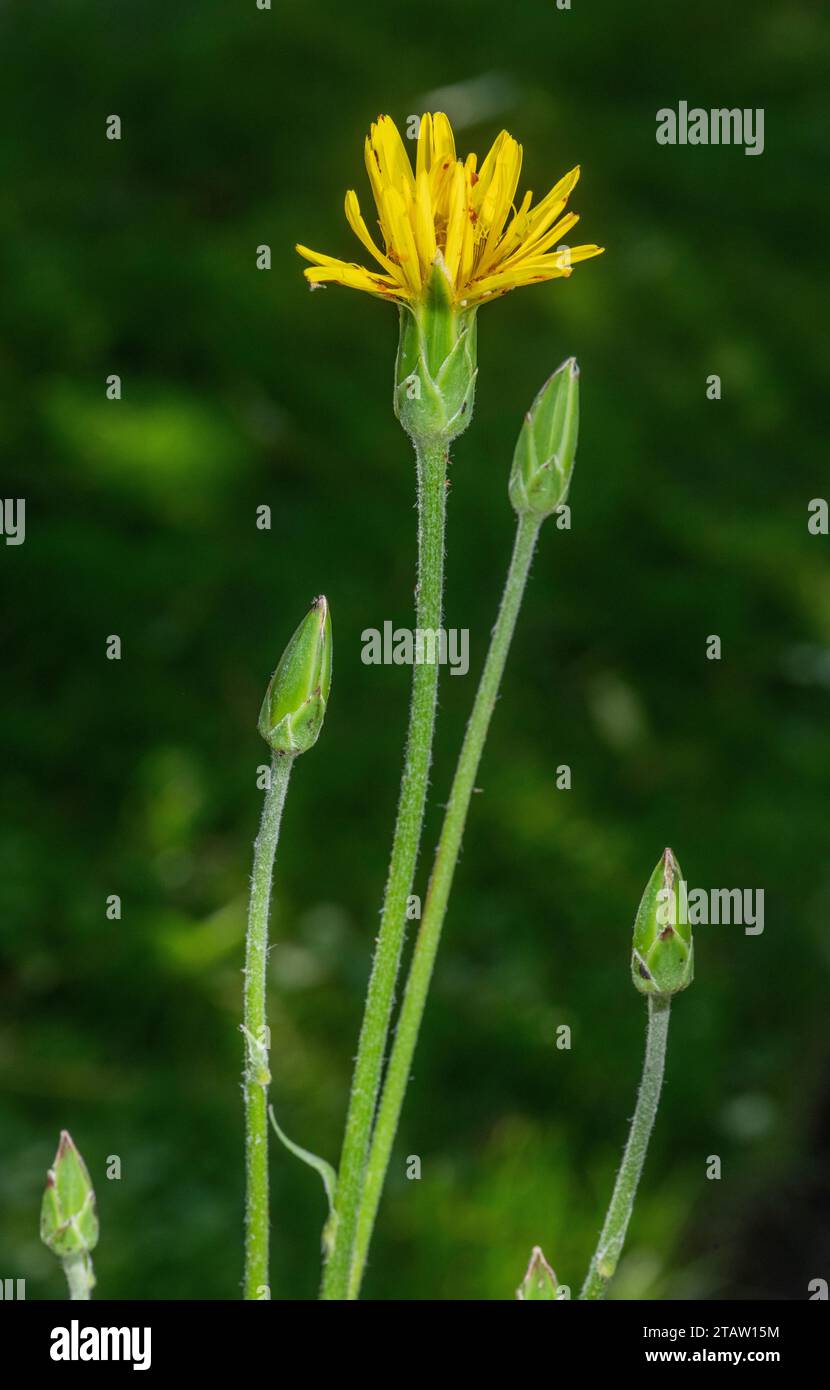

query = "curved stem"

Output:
[[580, 994, 672, 1299], [243, 753, 293, 1300], [62, 1253, 94, 1300], [348, 512, 541, 1297], [321, 438, 448, 1300]]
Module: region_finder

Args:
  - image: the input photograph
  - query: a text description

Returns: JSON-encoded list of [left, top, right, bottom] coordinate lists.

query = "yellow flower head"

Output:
[[297, 112, 603, 308]]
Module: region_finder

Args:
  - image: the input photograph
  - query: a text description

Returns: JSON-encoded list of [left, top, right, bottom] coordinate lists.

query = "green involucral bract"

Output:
[[631, 848, 694, 996], [394, 257, 477, 443], [258, 595, 332, 757], [509, 357, 580, 519], [40, 1131, 99, 1260]]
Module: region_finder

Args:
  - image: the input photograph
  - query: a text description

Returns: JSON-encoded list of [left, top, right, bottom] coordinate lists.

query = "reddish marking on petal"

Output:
[[470, 170, 479, 186]]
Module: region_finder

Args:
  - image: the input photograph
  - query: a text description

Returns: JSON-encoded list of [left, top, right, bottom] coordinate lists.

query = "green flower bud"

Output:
[[631, 848, 694, 997], [40, 1131, 99, 1260], [394, 257, 477, 443], [258, 596, 332, 757], [509, 357, 579, 519], [516, 1245, 562, 1300]]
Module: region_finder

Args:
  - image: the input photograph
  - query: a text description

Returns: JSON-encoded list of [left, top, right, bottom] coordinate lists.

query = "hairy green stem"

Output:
[[580, 994, 672, 1299], [348, 511, 541, 1297], [62, 1253, 94, 1300], [243, 752, 293, 1300], [321, 438, 448, 1300]]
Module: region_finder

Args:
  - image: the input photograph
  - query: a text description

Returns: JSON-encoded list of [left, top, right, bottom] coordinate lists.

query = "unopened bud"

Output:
[[40, 1130, 99, 1260], [631, 848, 694, 997], [509, 357, 579, 519], [258, 596, 332, 757], [517, 1245, 561, 1300]]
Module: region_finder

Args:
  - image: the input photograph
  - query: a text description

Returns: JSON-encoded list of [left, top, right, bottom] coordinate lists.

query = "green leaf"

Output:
[[268, 1105, 337, 1217]]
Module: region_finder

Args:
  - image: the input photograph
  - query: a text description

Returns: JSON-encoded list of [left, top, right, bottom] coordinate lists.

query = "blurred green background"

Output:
[[1, 0, 828, 1300]]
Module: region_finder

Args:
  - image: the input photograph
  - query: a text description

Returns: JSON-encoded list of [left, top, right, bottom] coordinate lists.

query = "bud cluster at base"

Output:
[[509, 357, 580, 520], [394, 258, 478, 444]]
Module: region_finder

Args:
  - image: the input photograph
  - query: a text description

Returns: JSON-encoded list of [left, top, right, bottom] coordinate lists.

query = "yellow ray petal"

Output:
[[429, 157, 456, 227], [302, 261, 405, 298], [416, 112, 433, 180], [468, 242, 604, 300], [504, 211, 581, 269], [443, 162, 466, 284], [458, 165, 478, 288], [415, 169, 437, 275], [430, 112, 456, 167], [296, 243, 351, 267], [364, 133, 385, 219], [476, 138, 524, 272], [465, 261, 571, 302], [344, 190, 397, 273], [381, 185, 422, 294], [372, 114, 415, 199], [489, 188, 533, 262], [475, 130, 509, 204], [523, 166, 581, 240], [550, 243, 605, 265]]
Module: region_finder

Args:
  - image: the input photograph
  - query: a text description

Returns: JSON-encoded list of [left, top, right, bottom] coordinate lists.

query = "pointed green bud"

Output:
[[40, 1131, 99, 1259], [394, 257, 477, 443], [517, 1246, 561, 1300], [258, 595, 332, 757], [631, 848, 694, 997], [509, 357, 579, 519]]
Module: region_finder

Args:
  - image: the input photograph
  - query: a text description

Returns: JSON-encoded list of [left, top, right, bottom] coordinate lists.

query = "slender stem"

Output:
[[243, 752, 293, 1300], [580, 994, 672, 1299], [348, 511, 542, 1297], [321, 438, 448, 1300], [62, 1253, 94, 1300]]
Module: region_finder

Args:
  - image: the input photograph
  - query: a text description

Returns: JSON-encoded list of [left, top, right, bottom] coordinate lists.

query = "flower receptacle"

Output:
[[394, 259, 478, 443]]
